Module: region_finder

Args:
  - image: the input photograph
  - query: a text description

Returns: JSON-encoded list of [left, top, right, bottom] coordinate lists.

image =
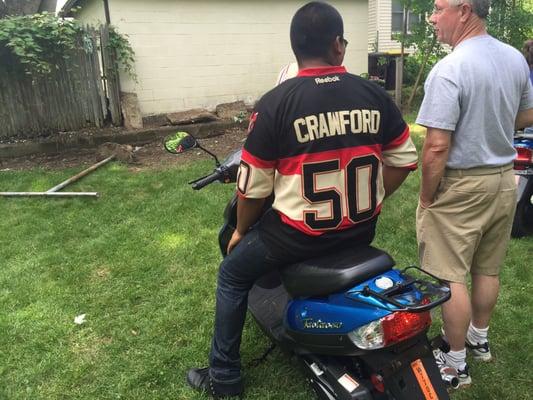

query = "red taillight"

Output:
[[381, 311, 431, 346], [515, 147, 533, 165]]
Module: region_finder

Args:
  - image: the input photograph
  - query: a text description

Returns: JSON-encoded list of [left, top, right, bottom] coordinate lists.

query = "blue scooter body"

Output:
[[219, 192, 452, 399], [286, 270, 416, 335], [167, 140, 453, 399]]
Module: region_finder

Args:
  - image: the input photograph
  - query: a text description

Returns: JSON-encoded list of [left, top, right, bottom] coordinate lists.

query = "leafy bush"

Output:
[[0, 12, 84, 75], [0, 12, 135, 77], [359, 72, 386, 88], [105, 25, 137, 81], [487, 0, 533, 51], [403, 52, 443, 87], [401, 85, 424, 110]]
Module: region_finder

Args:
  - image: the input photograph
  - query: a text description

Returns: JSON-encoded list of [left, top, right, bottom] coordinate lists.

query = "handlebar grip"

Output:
[[191, 172, 221, 190]]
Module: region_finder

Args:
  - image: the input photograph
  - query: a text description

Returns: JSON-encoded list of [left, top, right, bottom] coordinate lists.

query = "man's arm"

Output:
[[515, 108, 533, 130], [420, 128, 451, 208], [227, 196, 266, 254], [383, 165, 411, 198]]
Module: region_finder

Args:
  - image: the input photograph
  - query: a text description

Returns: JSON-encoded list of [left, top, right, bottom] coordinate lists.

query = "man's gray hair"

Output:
[[449, 0, 490, 18]]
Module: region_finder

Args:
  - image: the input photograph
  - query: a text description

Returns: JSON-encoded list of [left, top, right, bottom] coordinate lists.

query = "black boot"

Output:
[[186, 367, 244, 399]]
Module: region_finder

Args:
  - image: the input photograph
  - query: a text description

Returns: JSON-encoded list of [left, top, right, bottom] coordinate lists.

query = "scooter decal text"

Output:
[[411, 359, 439, 400], [302, 318, 343, 330]]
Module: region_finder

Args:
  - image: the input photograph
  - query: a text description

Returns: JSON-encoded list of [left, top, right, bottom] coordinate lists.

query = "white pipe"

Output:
[[0, 192, 99, 197]]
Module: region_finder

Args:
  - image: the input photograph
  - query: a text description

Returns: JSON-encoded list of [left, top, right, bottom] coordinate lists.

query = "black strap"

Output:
[[248, 342, 277, 367]]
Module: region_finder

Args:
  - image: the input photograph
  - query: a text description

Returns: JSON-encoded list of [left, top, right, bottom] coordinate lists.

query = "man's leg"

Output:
[[471, 274, 499, 328], [442, 282, 471, 351], [187, 230, 286, 397], [416, 176, 475, 352], [464, 274, 499, 361], [416, 175, 479, 385], [467, 169, 515, 361], [194, 230, 285, 386]]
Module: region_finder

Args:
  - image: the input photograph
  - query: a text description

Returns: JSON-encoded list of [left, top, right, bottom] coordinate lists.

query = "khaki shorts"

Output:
[[416, 165, 516, 283]]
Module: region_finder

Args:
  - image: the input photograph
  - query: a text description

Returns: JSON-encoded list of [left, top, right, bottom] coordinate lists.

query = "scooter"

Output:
[[165, 132, 455, 399], [512, 131, 533, 238]]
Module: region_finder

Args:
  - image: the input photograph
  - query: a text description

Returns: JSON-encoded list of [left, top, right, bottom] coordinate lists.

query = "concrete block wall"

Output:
[[74, 0, 368, 117]]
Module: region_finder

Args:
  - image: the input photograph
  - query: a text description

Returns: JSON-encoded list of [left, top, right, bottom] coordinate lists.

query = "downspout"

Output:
[[103, 0, 111, 25], [100, 0, 111, 109]]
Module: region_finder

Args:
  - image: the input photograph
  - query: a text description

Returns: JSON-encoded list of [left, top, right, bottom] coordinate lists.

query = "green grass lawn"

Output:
[[0, 134, 531, 400]]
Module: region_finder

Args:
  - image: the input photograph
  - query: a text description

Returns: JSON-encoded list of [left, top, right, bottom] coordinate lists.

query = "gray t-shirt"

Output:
[[417, 35, 533, 169]]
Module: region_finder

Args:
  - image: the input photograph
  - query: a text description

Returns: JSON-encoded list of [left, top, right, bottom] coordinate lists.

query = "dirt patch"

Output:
[[0, 127, 248, 172]]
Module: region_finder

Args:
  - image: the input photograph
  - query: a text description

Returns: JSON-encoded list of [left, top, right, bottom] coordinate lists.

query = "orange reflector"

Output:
[[411, 359, 439, 400]]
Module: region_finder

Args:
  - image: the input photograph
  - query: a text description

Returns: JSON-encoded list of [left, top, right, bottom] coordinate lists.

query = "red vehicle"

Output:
[[512, 131, 533, 237]]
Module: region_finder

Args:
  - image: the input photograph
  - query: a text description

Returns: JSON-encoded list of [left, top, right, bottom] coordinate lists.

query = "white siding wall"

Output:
[[377, 0, 396, 53], [367, 0, 377, 52], [75, 0, 368, 116], [368, 0, 413, 54], [72, 0, 105, 24]]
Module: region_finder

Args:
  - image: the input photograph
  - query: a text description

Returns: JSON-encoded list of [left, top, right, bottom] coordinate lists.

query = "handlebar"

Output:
[[188, 149, 242, 190], [191, 171, 222, 190]]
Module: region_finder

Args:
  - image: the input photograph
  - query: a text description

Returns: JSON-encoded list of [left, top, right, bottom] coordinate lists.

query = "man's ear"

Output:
[[330, 36, 345, 65], [459, 3, 473, 21], [333, 36, 344, 55]]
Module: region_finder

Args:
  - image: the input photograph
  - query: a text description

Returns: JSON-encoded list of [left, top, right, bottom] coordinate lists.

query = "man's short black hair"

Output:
[[290, 2, 344, 61]]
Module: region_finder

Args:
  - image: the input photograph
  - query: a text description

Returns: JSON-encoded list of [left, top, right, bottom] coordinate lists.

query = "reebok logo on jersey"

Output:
[[315, 76, 340, 85]]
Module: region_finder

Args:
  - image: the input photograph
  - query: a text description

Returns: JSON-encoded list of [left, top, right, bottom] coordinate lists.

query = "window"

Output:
[[391, 0, 421, 34]]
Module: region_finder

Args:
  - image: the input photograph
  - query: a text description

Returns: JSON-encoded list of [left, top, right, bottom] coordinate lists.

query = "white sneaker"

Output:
[[434, 349, 472, 388], [465, 338, 492, 362]]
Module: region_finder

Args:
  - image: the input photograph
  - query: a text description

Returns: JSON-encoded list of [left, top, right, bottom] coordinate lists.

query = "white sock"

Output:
[[467, 323, 489, 344], [444, 348, 467, 371]]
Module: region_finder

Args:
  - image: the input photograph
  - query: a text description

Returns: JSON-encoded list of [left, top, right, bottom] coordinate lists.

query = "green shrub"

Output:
[[0, 12, 135, 77]]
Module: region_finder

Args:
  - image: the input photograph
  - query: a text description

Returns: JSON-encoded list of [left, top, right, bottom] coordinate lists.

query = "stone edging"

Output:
[[0, 120, 244, 160]]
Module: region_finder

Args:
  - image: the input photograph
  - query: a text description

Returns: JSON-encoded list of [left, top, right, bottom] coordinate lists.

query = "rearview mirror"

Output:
[[163, 131, 197, 154]]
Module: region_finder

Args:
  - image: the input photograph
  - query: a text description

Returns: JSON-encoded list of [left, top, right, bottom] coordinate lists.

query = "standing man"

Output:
[[416, 0, 533, 387], [187, 2, 418, 398]]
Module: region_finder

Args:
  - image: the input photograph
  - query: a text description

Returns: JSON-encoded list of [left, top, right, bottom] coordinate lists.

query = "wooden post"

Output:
[[100, 25, 123, 126], [395, 56, 403, 106], [395, 6, 408, 107]]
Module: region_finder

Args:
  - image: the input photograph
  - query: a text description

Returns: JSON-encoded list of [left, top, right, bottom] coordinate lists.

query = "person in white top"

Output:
[[275, 62, 298, 85]]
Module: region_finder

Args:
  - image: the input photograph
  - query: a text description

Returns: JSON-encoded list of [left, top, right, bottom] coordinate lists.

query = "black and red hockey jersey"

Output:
[[237, 66, 417, 254]]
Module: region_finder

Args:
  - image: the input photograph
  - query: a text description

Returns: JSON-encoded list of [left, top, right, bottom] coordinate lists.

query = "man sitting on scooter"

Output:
[[186, 2, 418, 398]]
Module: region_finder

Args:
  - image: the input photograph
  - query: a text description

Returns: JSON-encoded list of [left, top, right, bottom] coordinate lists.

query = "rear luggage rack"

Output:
[[347, 266, 451, 312]]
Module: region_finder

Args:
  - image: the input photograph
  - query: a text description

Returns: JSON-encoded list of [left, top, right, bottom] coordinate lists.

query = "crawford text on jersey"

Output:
[[294, 109, 381, 143]]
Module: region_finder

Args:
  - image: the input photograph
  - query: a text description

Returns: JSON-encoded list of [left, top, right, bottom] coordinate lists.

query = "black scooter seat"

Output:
[[280, 246, 395, 298]]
